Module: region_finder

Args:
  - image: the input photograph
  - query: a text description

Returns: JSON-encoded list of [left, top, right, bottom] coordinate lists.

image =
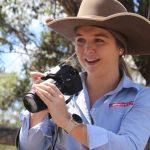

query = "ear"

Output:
[[119, 48, 124, 55]]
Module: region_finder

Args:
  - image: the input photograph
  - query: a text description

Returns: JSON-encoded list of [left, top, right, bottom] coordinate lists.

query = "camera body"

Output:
[[23, 64, 83, 113]]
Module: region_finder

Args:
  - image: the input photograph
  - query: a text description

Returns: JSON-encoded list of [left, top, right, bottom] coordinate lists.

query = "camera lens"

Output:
[[23, 94, 38, 113], [23, 91, 48, 113]]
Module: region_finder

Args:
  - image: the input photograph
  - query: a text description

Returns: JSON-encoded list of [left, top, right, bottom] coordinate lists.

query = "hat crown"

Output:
[[77, 0, 127, 17]]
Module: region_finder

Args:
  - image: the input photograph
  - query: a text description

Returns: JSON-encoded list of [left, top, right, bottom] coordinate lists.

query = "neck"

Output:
[[85, 68, 121, 106]]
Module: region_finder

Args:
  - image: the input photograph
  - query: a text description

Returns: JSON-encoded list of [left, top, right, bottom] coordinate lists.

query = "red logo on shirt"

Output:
[[109, 101, 134, 107]]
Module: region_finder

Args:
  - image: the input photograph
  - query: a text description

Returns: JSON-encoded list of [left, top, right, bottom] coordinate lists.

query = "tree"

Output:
[[0, 0, 150, 148], [0, 72, 19, 110], [0, 72, 25, 126]]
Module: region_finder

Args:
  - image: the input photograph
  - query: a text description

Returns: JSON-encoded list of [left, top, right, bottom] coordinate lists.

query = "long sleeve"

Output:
[[86, 88, 150, 150], [18, 111, 55, 150]]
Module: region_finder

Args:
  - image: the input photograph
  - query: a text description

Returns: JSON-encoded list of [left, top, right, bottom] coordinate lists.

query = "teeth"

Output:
[[85, 58, 98, 61], [85, 59, 100, 63], [85, 58, 99, 61]]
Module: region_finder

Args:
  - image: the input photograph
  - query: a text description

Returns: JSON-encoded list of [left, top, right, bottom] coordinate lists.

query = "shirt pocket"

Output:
[[108, 101, 134, 115], [103, 103, 134, 132]]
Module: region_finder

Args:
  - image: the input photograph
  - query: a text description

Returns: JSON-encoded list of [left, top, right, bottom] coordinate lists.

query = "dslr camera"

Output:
[[23, 64, 83, 113]]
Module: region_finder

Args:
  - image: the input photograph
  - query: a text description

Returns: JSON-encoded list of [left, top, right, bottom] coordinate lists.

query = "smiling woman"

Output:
[[17, 0, 150, 150]]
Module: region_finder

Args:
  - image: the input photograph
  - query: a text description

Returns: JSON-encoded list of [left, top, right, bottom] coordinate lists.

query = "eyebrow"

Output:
[[75, 33, 109, 38]]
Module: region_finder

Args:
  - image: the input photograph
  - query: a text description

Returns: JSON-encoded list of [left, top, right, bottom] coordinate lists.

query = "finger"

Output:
[[44, 82, 62, 95], [35, 87, 53, 104], [30, 72, 45, 83], [30, 71, 45, 78], [35, 84, 57, 97]]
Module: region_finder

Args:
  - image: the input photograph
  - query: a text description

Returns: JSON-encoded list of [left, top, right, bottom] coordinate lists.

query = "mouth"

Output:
[[85, 58, 100, 64]]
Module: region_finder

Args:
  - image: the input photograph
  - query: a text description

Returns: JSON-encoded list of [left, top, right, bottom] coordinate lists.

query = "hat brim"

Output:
[[46, 12, 150, 55]]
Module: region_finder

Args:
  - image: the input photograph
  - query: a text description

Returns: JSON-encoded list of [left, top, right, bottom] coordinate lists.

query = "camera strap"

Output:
[[65, 95, 73, 104], [49, 125, 61, 150], [15, 127, 20, 149]]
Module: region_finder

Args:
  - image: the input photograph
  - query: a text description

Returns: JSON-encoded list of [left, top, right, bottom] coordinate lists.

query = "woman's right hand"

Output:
[[29, 71, 49, 128]]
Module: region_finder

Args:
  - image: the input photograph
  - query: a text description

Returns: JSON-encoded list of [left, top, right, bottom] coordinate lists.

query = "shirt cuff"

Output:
[[20, 111, 54, 137], [19, 111, 54, 150], [87, 124, 108, 149]]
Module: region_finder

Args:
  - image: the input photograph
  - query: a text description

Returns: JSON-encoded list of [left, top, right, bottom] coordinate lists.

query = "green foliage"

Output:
[[131, 0, 150, 85], [0, 0, 65, 53], [133, 55, 150, 85], [0, 72, 19, 110], [0, 8, 13, 51], [0, 71, 28, 126], [0, 144, 15, 150], [13, 64, 31, 106], [137, 0, 149, 16], [30, 31, 75, 72], [119, 0, 135, 12]]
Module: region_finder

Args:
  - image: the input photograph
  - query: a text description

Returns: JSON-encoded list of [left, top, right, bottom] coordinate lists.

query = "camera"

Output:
[[23, 64, 83, 113]]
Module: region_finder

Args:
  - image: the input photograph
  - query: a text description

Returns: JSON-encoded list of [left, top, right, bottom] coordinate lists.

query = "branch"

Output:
[[0, 51, 30, 55], [57, 0, 82, 16]]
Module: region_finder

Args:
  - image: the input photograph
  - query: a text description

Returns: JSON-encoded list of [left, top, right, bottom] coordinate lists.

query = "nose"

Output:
[[84, 42, 95, 53]]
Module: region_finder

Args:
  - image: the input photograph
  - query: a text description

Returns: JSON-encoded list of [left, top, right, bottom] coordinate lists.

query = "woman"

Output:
[[18, 0, 150, 149]]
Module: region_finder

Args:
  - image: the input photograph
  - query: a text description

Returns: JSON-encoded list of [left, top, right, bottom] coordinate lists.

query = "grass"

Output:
[[0, 144, 16, 150]]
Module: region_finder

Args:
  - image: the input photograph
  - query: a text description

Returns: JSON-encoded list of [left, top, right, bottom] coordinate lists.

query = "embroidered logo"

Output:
[[109, 101, 134, 107]]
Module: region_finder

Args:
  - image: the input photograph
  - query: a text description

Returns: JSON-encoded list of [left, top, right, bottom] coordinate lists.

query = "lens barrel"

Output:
[[23, 91, 47, 113]]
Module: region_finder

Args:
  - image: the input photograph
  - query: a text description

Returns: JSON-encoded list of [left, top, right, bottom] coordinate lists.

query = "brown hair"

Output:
[[107, 29, 131, 78]]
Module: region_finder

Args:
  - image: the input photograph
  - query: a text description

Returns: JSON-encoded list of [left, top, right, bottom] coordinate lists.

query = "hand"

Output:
[[30, 71, 45, 84], [33, 80, 70, 129], [29, 71, 49, 128]]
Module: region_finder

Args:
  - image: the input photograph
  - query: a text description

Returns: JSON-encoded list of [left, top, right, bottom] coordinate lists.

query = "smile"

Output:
[[85, 58, 100, 64]]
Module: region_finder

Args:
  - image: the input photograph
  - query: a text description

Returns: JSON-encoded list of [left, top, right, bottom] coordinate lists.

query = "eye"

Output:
[[75, 37, 85, 45], [94, 38, 104, 43]]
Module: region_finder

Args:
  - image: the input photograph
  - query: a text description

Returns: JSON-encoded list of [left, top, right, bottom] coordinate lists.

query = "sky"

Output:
[[1, 19, 44, 75], [2, 52, 24, 73]]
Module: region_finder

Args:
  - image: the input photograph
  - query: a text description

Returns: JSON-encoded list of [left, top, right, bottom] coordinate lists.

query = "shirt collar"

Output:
[[119, 71, 139, 90], [80, 71, 140, 96]]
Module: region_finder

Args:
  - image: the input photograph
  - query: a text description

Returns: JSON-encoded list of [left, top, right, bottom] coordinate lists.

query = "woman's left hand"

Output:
[[33, 79, 70, 129]]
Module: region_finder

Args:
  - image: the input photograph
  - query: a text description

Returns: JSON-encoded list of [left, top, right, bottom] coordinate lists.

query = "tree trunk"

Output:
[[119, 0, 134, 12], [0, 126, 18, 146], [57, 0, 81, 16]]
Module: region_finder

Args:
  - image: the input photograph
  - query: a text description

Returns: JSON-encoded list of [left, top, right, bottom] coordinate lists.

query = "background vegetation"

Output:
[[0, 0, 150, 149]]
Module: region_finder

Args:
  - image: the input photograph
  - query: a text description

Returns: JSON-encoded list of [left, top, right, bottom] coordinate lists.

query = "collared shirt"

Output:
[[18, 72, 150, 150]]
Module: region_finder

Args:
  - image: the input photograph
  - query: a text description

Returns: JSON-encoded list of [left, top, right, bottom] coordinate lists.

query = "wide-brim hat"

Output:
[[46, 0, 150, 55]]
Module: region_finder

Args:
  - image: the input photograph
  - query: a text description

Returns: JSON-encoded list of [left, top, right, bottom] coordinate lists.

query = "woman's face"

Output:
[[75, 26, 123, 76]]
